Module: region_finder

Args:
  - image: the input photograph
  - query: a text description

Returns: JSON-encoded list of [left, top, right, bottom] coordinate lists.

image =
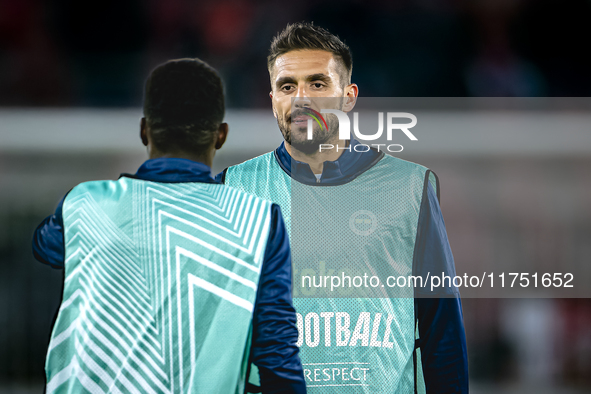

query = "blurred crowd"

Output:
[[1, 0, 591, 107]]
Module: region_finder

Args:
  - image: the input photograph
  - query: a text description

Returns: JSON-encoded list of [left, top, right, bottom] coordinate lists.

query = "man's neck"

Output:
[[284, 139, 348, 174], [149, 151, 213, 168]]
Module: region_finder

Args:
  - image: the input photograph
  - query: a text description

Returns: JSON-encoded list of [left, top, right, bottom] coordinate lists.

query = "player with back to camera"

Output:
[[32, 58, 306, 393], [220, 22, 469, 393]]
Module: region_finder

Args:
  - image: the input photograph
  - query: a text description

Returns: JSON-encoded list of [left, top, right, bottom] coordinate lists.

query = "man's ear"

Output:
[[269, 92, 280, 119], [215, 123, 229, 150], [140, 117, 149, 146], [342, 84, 358, 113]]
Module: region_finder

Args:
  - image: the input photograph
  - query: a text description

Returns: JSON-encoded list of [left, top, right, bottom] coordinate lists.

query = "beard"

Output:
[[277, 109, 338, 155]]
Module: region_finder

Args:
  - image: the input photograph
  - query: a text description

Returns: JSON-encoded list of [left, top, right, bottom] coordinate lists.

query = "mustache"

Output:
[[286, 108, 318, 123]]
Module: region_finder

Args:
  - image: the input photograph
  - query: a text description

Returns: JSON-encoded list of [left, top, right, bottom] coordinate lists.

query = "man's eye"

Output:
[[282, 85, 294, 92], [313, 83, 324, 88]]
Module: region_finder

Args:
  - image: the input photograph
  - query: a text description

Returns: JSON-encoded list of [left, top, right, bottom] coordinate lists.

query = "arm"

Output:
[[414, 181, 469, 393], [250, 204, 306, 394], [32, 197, 66, 269]]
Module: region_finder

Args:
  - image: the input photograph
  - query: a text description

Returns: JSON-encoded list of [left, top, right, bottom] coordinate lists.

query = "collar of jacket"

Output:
[[121, 157, 219, 184], [274, 139, 384, 186]]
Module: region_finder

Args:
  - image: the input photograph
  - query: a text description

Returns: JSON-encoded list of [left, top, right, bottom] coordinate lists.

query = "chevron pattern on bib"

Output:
[[46, 179, 271, 393]]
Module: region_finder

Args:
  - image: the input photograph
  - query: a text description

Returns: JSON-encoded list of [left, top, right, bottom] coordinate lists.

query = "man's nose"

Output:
[[293, 87, 311, 108]]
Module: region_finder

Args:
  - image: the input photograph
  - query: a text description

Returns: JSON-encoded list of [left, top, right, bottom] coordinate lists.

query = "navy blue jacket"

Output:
[[218, 141, 469, 394], [33, 158, 307, 394]]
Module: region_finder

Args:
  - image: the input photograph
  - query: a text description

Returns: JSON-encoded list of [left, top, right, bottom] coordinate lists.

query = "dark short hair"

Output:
[[143, 58, 224, 153], [268, 22, 353, 86]]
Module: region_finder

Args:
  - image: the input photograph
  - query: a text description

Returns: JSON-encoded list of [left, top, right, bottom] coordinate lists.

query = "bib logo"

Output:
[[349, 210, 378, 236], [305, 109, 418, 152]]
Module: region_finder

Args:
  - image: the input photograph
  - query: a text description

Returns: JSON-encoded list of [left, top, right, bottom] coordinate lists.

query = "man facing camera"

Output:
[[220, 23, 468, 393], [33, 58, 306, 394]]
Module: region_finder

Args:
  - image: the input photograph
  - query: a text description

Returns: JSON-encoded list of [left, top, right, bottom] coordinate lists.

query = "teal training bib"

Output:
[[46, 178, 272, 393], [225, 151, 435, 393]]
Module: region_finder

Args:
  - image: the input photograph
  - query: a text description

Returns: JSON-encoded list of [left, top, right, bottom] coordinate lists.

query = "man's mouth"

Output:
[[291, 114, 312, 127]]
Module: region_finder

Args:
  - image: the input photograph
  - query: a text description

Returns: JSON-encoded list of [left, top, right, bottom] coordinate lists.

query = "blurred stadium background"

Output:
[[1, 0, 590, 393]]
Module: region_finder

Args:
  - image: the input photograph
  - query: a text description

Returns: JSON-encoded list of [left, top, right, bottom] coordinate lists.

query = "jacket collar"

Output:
[[122, 157, 218, 184], [274, 139, 384, 185]]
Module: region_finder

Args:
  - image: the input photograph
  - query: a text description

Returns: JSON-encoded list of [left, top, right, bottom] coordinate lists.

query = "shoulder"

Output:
[[65, 179, 123, 202], [377, 153, 429, 173], [226, 151, 276, 174], [67, 177, 275, 217], [224, 151, 280, 189], [225, 183, 275, 207], [369, 154, 431, 185]]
